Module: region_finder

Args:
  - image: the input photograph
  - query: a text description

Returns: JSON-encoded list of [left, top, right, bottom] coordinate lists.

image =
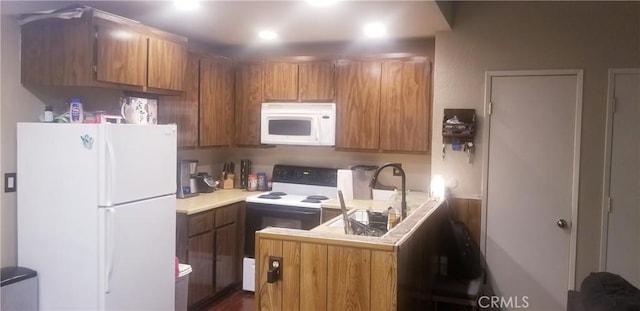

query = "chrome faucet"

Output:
[[369, 163, 407, 220]]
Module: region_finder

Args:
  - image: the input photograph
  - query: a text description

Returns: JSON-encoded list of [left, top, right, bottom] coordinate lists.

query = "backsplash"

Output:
[[180, 146, 431, 192]]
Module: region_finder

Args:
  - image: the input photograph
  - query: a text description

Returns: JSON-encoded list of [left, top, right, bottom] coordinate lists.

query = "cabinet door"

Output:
[[215, 223, 238, 292], [21, 16, 95, 86], [235, 62, 264, 146], [147, 37, 188, 91], [299, 61, 335, 101], [335, 59, 382, 150], [200, 56, 233, 147], [187, 231, 215, 307], [159, 53, 199, 147], [264, 62, 298, 101], [380, 58, 431, 152], [95, 22, 147, 87]]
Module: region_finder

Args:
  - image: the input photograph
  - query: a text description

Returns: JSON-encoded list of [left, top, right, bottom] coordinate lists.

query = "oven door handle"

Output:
[[247, 205, 320, 216]]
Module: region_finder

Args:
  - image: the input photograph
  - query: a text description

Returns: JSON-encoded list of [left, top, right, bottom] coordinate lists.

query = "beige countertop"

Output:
[[258, 198, 444, 250], [321, 191, 431, 213], [175, 189, 256, 215]]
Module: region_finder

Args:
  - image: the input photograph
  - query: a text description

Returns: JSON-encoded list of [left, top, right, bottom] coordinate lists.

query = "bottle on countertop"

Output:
[[44, 106, 54, 122], [248, 174, 258, 191], [69, 98, 84, 123], [387, 190, 401, 230], [257, 172, 266, 191]]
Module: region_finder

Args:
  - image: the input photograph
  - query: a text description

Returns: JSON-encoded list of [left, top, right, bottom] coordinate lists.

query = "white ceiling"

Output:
[[1, 1, 451, 46]]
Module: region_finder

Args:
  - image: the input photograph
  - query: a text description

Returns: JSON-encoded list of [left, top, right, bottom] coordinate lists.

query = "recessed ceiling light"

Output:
[[173, 0, 200, 11], [258, 30, 278, 40], [363, 22, 386, 38], [307, 0, 338, 7]]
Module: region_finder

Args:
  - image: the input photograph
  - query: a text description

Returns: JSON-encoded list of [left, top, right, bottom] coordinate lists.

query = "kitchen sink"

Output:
[[326, 209, 389, 237]]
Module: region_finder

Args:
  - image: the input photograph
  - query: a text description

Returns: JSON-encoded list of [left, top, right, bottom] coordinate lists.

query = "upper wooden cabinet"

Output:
[[335, 59, 382, 151], [95, 21, 148, 87], [299, 61, 335, 101], [380, 58, 431, 153], [21, 10, 187, 94], [199, 56, 233, 147], [264, 62, 298, 101], [147, 37, 188, 91], [159, 53, 199, 147], [160, 53, 233, 148], [264, 60, 334, 102], [234, 62, 264, 146], [335, 56, 431, 153]]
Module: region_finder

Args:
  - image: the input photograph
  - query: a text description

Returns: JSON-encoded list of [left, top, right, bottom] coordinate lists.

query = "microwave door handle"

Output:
[[315, 117, 321, 142]]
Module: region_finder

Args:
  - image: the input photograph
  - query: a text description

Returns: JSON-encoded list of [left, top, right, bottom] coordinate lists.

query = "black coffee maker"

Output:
[[195, 173, 219, 193]]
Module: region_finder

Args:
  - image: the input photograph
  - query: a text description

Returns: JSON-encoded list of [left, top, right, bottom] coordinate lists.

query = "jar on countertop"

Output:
[[257, 172, 267, 191], [248, 174, 258, 191]]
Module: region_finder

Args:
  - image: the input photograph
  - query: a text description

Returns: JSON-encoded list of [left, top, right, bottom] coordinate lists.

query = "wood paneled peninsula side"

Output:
[[255, 198, 446, 310]]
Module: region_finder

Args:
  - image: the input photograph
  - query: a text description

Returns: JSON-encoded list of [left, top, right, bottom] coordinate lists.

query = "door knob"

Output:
[[557, 219, 568, 228]]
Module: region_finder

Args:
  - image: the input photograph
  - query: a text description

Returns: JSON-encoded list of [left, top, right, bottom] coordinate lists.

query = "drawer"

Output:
[[215, 204, 238, 228], [188, 211, 214, 236]]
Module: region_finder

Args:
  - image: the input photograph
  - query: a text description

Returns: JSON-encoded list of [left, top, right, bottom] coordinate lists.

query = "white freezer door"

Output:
[[99, 124, 177, 206], [99, 195, 176, 310]]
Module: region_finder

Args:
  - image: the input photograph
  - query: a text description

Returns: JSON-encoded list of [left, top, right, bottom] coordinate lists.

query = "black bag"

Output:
[[445, 218, 483, 280]]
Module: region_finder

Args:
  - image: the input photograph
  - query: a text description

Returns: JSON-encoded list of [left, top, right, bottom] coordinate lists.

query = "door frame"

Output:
[[481, 69, 583, 290], [599, 68, 640, 270]]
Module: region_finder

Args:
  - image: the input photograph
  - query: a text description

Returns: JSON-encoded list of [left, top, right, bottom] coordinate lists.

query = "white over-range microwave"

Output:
[[260, 103, 336, 146]]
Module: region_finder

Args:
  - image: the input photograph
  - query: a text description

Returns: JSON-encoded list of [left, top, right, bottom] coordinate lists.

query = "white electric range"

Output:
[[242, 164, 338, 291]]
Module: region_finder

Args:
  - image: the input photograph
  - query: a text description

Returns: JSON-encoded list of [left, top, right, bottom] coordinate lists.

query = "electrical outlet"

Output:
[[267, 256, 282, 283], [392, 163, 402, 176], [4, 173, 16, 193]]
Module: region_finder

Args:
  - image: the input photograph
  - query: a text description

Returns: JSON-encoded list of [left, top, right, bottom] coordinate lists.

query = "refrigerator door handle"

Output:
[[105, 207, 116, 293], [105, 132, 116, 206]]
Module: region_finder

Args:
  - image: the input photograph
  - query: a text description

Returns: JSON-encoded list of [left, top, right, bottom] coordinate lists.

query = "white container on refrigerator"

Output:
[[17, 123, 177, 311]]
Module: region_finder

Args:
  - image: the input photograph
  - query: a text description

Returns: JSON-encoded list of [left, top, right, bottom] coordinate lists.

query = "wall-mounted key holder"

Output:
[[442, 109, 476, 162]]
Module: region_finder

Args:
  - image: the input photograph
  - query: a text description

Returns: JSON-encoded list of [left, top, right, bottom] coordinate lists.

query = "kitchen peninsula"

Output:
[[255, 198, 446, 310]]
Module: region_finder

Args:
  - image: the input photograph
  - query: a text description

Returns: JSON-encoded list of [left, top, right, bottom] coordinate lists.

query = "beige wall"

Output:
[[432, 1, 640, 285], [0, 13, 46, 267]]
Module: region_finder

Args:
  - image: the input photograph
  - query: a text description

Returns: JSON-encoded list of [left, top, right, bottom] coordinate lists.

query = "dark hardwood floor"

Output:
[[207, 290, 254, 311]]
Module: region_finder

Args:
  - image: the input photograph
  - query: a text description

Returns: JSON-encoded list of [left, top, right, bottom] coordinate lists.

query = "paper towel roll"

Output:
[[337, 169, 354, 200]]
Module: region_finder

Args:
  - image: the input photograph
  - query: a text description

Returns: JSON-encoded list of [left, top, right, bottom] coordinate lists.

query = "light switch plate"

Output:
[[4, 173, 16, 193]]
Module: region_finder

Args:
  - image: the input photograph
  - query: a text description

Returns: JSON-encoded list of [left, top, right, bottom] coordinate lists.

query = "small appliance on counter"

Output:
[[195, 173, 218, 193], [177, 160, 199, 198]]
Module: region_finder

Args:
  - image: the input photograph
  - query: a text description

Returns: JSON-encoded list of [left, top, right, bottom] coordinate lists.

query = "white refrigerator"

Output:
[[17, 123, 177, 310]]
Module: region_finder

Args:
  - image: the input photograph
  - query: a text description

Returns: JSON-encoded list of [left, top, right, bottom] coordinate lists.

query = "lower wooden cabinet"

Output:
[[176, 202, 242, 310], [215, 223, 237, 292], [187, 231, 215, 306]]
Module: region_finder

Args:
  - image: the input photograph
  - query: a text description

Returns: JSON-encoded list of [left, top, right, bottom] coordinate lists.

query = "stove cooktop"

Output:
[[246, 191, 333, 209], [245, 164, 338, 209]]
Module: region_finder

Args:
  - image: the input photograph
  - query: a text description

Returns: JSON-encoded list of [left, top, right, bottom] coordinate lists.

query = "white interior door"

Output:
[[602, 69, 640, 286], [483, 71, 582, 310]]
